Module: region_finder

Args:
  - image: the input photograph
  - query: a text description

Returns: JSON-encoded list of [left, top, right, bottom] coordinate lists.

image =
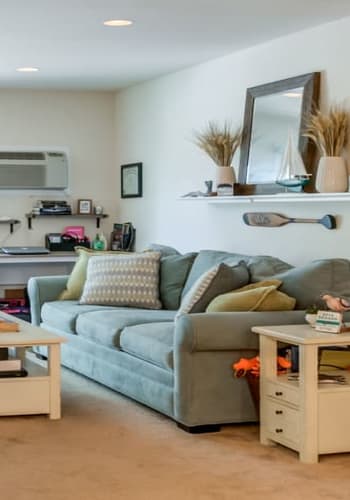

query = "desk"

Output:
[[0, 252, 77, 287]]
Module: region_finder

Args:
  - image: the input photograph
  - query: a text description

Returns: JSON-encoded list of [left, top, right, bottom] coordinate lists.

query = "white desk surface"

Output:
[[0, 252, 77, 264]]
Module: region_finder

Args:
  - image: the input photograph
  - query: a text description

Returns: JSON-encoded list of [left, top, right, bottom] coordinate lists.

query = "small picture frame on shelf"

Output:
[[77, 199, 93, 215], [121, 163, 142, 198]]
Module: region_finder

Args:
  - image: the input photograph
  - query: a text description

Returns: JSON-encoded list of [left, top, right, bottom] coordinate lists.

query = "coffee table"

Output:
[[0, 311, 65, 419]]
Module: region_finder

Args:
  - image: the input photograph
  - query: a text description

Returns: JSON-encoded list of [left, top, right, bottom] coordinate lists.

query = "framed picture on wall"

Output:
[[121, 162, 143, 198], [77, 199, 93, 214]]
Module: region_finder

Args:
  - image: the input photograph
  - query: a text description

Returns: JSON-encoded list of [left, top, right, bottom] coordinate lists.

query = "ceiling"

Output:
[[1, 0, 350, 91]]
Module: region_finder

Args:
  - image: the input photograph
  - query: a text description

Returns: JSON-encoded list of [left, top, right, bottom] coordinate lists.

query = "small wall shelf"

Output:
[[179, 193, 350, 204], [25, 213, 108, 230], [0, 219, 20, 234]]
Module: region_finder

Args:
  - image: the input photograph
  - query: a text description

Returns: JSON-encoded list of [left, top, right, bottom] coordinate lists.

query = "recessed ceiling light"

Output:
[[103, 19, 133, 27], [16, 67, 39, 73]]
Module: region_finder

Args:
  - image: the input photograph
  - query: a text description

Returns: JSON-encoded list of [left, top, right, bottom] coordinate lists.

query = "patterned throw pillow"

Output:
[[175, 261, 249, 319], [79, 252, 162, 309], [59, 246, 125, 300]]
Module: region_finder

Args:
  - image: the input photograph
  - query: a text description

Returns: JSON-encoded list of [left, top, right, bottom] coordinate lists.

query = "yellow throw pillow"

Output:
[[59, 247, 125, 300], [234, 279, 283, 291], [206, 280, 296, 312]]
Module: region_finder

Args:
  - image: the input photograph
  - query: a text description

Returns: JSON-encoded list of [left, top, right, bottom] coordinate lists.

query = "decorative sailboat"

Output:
[[276, 132, 312, 192]]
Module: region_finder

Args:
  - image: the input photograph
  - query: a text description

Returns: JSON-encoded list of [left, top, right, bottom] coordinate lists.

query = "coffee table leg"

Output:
[[48, 344, 61, 419]]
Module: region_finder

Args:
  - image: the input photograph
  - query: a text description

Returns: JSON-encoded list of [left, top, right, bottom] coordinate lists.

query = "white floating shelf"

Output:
[[179, 193, 350, 204]]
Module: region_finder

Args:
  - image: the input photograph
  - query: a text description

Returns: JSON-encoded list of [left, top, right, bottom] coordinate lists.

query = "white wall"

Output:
[[115, 16, 350, 265], [0, 89, 116, 248]]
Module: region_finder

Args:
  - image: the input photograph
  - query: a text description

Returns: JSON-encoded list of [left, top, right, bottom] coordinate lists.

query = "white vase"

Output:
[[216, 166, 236, 192], [315, 156, 348, 193]]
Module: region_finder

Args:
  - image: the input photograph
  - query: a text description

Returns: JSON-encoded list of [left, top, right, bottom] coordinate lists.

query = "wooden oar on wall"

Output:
[[243, 213, 336, 230]]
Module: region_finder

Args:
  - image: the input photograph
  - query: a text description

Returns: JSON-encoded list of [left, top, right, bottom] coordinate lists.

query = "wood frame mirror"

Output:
[[237, 72, 321, 195]]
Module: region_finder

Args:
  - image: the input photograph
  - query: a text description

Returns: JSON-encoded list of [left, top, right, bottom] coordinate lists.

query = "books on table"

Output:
[[0, 359, 21, 371], [0, 319, 19, 332], [0, 358, 27, 377]]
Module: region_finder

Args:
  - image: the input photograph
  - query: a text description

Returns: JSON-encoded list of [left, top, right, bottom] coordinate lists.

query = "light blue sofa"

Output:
[[28, 249, 348, 432]]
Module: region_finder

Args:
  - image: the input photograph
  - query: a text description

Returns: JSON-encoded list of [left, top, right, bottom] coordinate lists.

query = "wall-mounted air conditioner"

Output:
[[0, 149, 69, 190]]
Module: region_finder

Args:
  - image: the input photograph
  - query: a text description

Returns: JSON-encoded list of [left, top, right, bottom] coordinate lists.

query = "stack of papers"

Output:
[[288, 373, 347, 384]]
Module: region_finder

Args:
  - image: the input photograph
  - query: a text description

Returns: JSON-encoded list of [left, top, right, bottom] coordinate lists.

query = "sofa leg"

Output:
[[177, 423, 221, 434]]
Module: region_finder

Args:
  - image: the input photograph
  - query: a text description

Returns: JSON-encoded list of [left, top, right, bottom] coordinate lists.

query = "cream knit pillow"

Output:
[[79, 252, 162, 309]]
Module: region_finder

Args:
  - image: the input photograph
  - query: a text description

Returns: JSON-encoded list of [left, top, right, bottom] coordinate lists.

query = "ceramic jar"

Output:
[[316, 156, 348, 193], [216, 166, 236, 194]]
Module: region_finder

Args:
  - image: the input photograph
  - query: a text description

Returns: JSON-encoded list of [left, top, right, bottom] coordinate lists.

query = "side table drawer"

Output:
[[266, 399, 300, 449], [0, 379, 50, 415], [266, 380, 299, 407]]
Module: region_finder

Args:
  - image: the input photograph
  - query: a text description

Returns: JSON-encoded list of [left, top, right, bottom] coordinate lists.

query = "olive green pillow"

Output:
[[206, 279, 296, 312], [59, 247, 125, 300]]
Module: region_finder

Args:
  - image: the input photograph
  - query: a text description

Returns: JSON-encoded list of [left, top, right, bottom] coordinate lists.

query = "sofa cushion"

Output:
[[259, 259, 350, 309], [120, 322, 175, 371], [176, 261, 249, 318], [76, 309, 176, 348], [59, 247, 123, 301], [181, 249, 250, 297], [144, 243, 180, 257], [160, 252, 197, 310], [41, 300, 116, 334], [80, 252, 162, 309], [206, 280, 296, 312], [247, 255, 294, 282]]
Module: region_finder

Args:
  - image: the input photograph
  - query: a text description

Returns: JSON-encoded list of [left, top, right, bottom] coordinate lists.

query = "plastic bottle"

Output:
[[92, 233, 105, 251]]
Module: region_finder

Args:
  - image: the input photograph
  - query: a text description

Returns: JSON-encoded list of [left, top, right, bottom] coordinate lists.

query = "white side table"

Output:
[[252, 324, 350, 464], [0, 312, 65, 419]]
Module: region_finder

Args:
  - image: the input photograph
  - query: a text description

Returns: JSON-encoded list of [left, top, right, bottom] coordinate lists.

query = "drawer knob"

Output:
[[275, 410, 283, 415], [275, 391, 283, 396], [275, 428, 283, 433]]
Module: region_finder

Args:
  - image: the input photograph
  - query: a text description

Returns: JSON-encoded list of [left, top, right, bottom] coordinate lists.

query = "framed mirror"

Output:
[[238, 72, 320, 194]]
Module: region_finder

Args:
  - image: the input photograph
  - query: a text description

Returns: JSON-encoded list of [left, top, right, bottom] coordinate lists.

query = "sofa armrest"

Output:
[[27, 275, 69, 326], [174, 310, 307, 352]]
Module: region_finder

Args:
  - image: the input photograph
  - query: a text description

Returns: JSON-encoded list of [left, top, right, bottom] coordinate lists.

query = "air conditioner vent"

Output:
[[0, 151, 45, 161], [0, 149, 69, 189]]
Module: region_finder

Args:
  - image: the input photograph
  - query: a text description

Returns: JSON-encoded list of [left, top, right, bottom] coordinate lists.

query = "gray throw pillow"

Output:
[[181, 249, 250, 297], [160, 252, 197, 310], [176, 261, 249, 318], [272, 259, 350, 309]]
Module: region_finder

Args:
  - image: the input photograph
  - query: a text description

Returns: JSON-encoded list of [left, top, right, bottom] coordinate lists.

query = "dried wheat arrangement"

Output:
[[193, 121, 242, 166], [304, 106, 349, 157]]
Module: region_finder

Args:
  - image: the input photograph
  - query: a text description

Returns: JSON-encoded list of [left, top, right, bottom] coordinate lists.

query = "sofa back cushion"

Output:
[[176, 261, 249, 318], [247, 255, 293, 282], [160, 252, 197, 310], [143, 243, 180, 257], [255, 259, 350, 309], [181, 250, 250, 297], [79, 252, 162, 309]]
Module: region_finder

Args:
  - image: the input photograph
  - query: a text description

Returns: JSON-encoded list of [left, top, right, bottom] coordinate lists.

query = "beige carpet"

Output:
[[1, 369, 350, 500]]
